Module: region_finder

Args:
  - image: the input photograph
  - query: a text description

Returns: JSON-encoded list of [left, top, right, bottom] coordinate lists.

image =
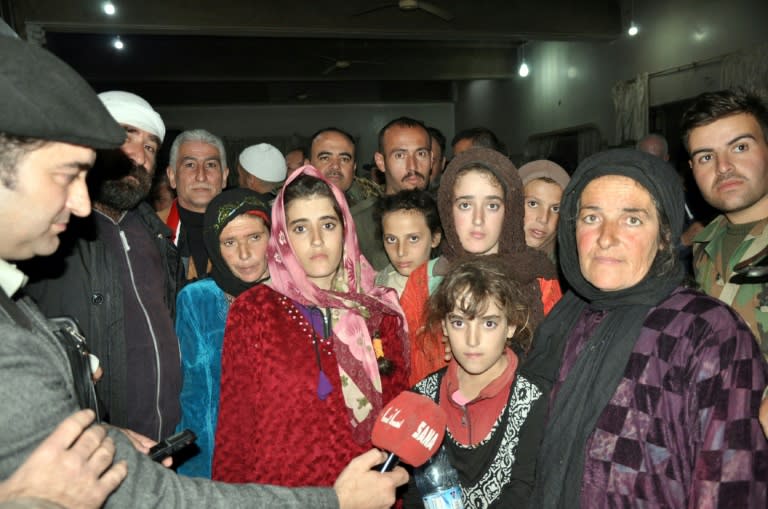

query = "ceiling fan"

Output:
[[354, 0, 454, 22], [319, 56, 382, 75]]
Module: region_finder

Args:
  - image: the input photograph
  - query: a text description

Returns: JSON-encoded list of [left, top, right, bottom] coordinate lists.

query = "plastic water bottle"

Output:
[[414, 446, 464, 509]]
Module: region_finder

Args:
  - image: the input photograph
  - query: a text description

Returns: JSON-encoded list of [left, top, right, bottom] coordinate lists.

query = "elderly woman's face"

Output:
[[576, 175, 660, 291], [219, 214, 270, 283]]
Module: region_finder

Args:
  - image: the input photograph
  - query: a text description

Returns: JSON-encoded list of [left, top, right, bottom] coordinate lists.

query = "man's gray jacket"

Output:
[[0, 284, 337, 507]]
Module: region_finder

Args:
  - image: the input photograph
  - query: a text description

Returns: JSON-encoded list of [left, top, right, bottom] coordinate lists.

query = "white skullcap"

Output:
[[98, 90, 166, 142], [239, 143, 287, 183], [518, 160, 570, 189]]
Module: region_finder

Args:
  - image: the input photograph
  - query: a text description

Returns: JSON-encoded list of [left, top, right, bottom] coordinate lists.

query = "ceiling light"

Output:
[[112, 36, 124, 50], [518, 61, 529, 78], [517, 42, 530, 78], [626, 0, 638, 37], [102, 2, 116, 16]]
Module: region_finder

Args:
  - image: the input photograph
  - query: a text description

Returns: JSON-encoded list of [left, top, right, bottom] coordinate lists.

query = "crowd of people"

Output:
[[0, 35, 767, 509]]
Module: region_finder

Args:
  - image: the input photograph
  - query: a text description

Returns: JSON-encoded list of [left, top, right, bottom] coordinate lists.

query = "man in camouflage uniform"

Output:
[[309, 127, 387, 269], [692, 219, 768, 354], [682, 89, 768, 434]]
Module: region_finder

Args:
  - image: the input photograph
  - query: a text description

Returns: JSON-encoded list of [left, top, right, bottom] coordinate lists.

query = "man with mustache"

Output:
[[25, 90, 182, 442], [682, 89, 768, 435], [309, 127, 387, 269], [160, 129, 230, 280], [374, 117, 432, 195], [0, 36, 407, 509]]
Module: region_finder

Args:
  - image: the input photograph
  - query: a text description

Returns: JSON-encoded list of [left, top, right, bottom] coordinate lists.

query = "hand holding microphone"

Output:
[[334, 449, 408, 509], [334, 392, 449, 509], [371, 391, 448, 472]]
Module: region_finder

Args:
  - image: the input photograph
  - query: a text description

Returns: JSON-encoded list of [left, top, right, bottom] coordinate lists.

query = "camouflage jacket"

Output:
[[693, 214, 768, 360], [346, 177, 389, 270], [346, 176, 382, 207]]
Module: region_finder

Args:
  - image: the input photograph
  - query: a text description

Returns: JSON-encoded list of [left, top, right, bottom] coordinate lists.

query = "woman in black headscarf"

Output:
[[175, 188, 271, 478], [524, 148, 767, 508]]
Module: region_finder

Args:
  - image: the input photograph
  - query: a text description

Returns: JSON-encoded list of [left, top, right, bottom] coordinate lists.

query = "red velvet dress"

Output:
[[212, 284, 409, 485]]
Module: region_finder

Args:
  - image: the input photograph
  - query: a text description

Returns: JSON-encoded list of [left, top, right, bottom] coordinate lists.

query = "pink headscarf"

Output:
[[267, 165, 409, 442]]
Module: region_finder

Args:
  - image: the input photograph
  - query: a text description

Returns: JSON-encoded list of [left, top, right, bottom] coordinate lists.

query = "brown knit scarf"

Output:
[[436, 147, 557, 329]]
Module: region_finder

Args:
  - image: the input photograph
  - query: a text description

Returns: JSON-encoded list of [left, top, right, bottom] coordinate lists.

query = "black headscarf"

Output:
[[203, 188, 271, 297], [524, 149, 685, 508]]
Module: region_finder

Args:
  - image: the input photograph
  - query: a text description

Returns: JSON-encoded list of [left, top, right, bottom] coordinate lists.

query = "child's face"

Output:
[[382, 209, 441, 277], [523, 179, 563, 253], [442, 297, 515, 385], [285, 195, 343, 290], [452, 170, 505, 255]]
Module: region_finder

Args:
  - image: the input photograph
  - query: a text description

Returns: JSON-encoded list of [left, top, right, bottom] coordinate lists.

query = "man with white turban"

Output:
[[24, 90, 183, 442], [238, 142, 287, 196]]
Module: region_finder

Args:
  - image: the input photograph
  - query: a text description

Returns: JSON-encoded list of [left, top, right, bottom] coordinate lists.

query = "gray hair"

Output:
[[168, 129, 227, 170]]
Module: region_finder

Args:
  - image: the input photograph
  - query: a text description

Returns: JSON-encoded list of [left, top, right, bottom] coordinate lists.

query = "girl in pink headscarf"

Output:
[[213, 166, 409, 486]]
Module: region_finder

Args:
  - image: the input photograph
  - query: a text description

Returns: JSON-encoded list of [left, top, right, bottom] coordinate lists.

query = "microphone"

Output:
[[371, 391, 447, 472]]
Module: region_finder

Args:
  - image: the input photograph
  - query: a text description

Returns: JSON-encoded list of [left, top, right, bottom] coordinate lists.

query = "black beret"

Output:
[[0, 36, 125, 149]]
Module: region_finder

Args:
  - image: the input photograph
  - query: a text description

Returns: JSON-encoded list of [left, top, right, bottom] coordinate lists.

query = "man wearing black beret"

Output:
[[23, 87, 184, 444], [0, 35, 406, 508]]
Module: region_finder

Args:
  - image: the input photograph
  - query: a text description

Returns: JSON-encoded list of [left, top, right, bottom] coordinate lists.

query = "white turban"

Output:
[[98, 90, 166, 142]]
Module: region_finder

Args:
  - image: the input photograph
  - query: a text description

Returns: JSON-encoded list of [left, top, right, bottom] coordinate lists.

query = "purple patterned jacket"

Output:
[[553, 286, 768, 508]]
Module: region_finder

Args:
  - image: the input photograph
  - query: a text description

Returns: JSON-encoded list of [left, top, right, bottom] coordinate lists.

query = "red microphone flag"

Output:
[[371, 391, 447, 467]]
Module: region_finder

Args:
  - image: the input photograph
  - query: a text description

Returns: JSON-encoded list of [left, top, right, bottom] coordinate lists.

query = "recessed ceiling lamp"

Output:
[[627, 0, 638, 36], [518, 61, 530, 78], [112, 36, 124, 50], [518, 43, 530, 78], [102, 2, 116, 16]]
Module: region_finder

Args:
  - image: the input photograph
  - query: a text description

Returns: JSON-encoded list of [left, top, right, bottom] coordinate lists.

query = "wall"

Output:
[[455, 0, 768, 159], [156, 102, 454, 169]]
